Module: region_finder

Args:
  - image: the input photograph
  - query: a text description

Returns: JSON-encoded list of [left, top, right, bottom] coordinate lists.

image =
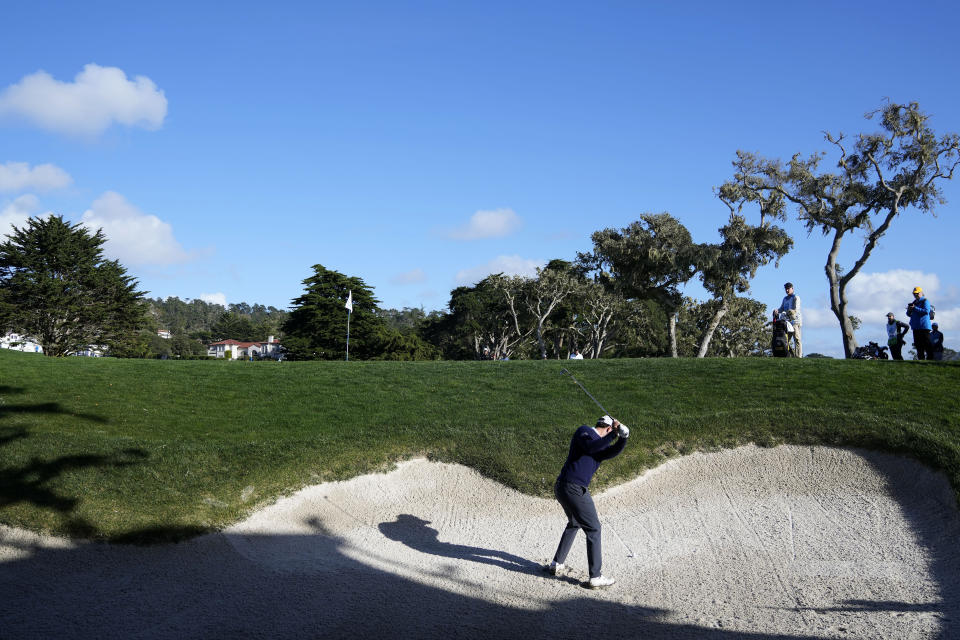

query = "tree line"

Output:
[[2, 102, 956, 359], [282, 209, 788, 361]]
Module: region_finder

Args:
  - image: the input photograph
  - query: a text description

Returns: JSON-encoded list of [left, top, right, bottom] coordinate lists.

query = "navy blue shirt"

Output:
[[557, 425, 627, 487]]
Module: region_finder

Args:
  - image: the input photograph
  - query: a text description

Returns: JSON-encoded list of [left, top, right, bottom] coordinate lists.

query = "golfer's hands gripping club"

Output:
[[617, 422, 630, 438]]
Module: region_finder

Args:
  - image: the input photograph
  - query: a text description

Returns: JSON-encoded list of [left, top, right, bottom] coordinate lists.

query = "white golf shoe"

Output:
[[546, 561, 565, 575], [588, 575, 615, 589]]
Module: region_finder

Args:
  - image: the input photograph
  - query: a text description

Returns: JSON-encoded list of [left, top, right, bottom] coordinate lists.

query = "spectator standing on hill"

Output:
[[569, 349, 583, 360], [547, 415, 628, 589], [906, 286, 933, 360], [929, 323, 944, 361], [775, 282, 802, 358], [885, 312, 910, 361]]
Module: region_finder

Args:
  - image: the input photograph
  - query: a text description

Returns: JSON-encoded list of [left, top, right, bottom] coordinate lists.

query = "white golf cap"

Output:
[[598, 415, 613, 426]]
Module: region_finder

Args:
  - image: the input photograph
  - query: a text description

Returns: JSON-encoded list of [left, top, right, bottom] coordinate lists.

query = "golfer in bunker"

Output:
[[547, 415, 628, 588]]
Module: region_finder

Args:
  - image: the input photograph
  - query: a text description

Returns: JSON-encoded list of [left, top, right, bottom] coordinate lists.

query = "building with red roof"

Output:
[[207, 335, 282, 360]]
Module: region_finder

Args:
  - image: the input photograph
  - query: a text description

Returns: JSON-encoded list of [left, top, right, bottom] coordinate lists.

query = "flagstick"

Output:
[[345, 289, 353, 361]]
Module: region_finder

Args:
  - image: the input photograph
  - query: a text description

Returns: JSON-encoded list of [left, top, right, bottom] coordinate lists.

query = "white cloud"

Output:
[[455, 255, 544, 285], [0, 64, 167, 137], [390, 268, 427, 285], [845, 269, 941, 320], [809, 268, 960, 340], [0, 162, 72, 192], [797, 270, 944, 330], [199, 292, 227, 306], [928, 308, 958, 331], [448, 208, 521, 240], [0, 194, 51, 238], [800, 306, 836, 329], [80, 191, 192, 266]]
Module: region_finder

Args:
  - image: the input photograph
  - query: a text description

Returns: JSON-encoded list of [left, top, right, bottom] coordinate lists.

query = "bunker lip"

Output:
[[2, 445, 959, 639]]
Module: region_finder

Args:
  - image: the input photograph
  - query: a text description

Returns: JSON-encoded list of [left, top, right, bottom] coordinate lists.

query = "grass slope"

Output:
[[1, 349, 958, 543]]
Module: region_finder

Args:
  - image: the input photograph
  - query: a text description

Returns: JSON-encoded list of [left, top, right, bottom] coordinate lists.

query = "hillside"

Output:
[[0, 349, 957, 542]]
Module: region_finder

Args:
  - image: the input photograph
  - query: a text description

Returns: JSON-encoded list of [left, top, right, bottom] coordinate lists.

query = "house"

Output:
[[1, 333, 43, 353], [1, 332, 105, 356], [157, 329, 172, 339], [207, 336, 282, 360], [72, 345, 105, 357]]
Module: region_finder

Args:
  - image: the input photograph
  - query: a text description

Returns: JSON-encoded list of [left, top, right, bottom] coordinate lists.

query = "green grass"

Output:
[[1, 349, 958, 543]]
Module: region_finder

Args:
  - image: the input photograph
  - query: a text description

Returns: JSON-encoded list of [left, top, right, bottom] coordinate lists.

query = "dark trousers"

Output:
[[890, 340, 904, 360], [914, 329, 931, 360], [553, 478, 603, 578]]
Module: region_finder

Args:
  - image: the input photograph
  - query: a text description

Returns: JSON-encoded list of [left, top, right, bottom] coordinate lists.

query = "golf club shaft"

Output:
[[560, 368, 610, 416], [604, 516, 635, 558]]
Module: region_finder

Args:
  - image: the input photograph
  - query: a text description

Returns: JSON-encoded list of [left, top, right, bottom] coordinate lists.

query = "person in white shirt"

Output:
[[776, 282, 802, 358], [569, 350, 584, 360], [885, 312, 910, 360]]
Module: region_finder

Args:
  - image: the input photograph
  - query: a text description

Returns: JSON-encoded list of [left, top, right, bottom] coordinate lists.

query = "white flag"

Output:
[[345, 290, 353, 312]]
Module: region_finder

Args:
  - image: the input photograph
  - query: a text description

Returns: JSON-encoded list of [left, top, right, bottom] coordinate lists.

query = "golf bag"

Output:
[[771, 318, 794, 358], [852, 341, 889, 360]]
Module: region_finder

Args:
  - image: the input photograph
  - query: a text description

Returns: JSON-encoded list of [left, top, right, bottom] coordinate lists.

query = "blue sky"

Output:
[[1, 1, 958, 357]]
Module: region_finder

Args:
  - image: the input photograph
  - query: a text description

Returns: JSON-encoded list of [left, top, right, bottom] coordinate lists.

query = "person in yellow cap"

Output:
[[906, 286, 933, 359]]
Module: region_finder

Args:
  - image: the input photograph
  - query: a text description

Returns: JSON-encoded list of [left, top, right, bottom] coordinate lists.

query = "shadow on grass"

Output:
[[0, 401, 108, 424], [0, 400, 146, 540], [0, 385, 26, 394], [0, 518, 817, 640]]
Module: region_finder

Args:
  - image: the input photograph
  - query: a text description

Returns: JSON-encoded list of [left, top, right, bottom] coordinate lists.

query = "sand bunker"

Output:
[[2, 445, 959, 639]]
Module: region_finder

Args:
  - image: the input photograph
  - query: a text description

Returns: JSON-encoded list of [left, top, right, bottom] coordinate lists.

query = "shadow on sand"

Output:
[[379, 514, 541, 575], [1, 516, 824, 640]]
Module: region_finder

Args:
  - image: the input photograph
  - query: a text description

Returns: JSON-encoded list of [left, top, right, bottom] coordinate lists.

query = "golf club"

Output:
[[560, 368, 610, 416]]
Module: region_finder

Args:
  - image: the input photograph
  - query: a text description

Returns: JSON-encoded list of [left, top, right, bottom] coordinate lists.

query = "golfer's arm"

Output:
[[595, 436, 627, 461], [579, 432, 618, 455]]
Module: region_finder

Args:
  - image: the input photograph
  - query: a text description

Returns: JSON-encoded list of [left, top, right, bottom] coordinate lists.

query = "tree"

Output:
[[694, 212, 792, 357], [566, 279, 630, 359], [451, 275, 533, 360], [373, 306, 440, 360], [418, 309, 466, 360], [720, 101, 960, 358], [513, 266, 578, 359], [170, 333, 207, 358], [147, 296, 287, 344], [0, 215, 146, 356], [374, 328, 440, 360], [282, 264, 382, 360], [211, 312, 257, 342], [676, 296, 769, 357], [425, 275, 545, 360], [377, 307, 430, 332], [579, 213, 699, 357]]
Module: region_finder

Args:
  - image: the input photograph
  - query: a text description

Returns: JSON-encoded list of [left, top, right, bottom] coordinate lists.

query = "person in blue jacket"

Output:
[[546, 415, 629, 589], [906, 286, 933, 360]]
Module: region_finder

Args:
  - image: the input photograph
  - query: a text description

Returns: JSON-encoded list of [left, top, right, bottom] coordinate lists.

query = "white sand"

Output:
[[2, 444, 959, 639]]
